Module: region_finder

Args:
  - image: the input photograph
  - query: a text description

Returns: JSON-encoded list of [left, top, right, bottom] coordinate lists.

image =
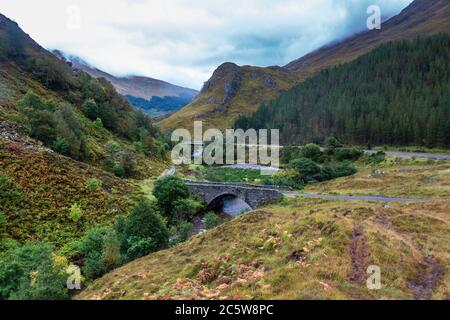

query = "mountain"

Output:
[[0, 12, 168, 245], [285, 0, 450, 74], [52, 50, 198, 115], [158, 0, 450, 133], [236, 34, 450, 147], [158, 62, 300, 132]]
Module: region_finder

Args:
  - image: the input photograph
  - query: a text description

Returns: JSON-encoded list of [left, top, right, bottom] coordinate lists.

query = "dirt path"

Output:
[[348, 227, 368, 284], [283, 192, 429, 203], [407, 256, 445, 300]]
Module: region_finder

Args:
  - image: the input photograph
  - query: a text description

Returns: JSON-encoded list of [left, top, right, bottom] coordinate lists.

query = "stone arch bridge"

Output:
[[184, 180, 285, 210]]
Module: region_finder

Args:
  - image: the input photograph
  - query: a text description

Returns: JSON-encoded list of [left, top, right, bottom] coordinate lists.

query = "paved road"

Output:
[[283, 191, 429, 203], [365, 150, 450, 161]]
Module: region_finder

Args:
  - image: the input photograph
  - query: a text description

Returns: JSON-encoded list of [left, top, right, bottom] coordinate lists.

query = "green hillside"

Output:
[[236, 35, 450, 148]]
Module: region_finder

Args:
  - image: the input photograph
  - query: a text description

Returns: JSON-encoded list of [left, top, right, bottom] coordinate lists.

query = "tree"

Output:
[[118, 200, 169, 260], [153, 176, 190, 215], [0, 242, 68, 300], [82, 98, 99, 120]]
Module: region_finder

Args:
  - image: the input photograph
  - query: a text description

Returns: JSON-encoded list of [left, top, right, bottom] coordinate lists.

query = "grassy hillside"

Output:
[[158, 63, 300, 132], [236, 35, 450, 148], [78, 158, 450, 300]]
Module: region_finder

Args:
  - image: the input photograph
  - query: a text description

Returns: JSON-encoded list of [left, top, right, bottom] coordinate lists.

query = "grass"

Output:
[[306, 157, 450, 199], [77, 159, 450, 300]]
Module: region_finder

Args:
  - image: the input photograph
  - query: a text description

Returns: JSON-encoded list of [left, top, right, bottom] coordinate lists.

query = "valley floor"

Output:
[[78, 158, 450, 300]]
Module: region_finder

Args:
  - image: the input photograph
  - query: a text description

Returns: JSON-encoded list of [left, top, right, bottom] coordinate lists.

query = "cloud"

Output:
[[0, 0, 413, 89]]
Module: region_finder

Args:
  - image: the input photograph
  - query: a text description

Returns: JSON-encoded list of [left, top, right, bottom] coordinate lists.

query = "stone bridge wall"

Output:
[[185, 181, 283, 209]]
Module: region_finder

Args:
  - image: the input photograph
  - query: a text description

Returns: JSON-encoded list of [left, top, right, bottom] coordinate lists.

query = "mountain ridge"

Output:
[[158, 0, 450, 133]]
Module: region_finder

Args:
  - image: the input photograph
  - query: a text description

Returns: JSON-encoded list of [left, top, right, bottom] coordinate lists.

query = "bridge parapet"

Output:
[[184, 180, 283, 209]]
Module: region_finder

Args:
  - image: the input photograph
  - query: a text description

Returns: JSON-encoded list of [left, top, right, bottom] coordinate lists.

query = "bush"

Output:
[[366, 151, 386, 164], [204, 212, 220, 230], [52, 137, 69, 155], [69, 203, 82, 223], [334, 147, 363, 161], [93, 117, 103, 129], [280, 146, 302, 164], [153, 176, 190, 214], [171, 198, 203, 225], [325, 136, 342, 150], [300, 143, 323, 162], [288, 158, 322, 183], [100, 228, 121, 271], [120, 153, 136, 178], [86, 178, 101, 193], [112, 163, 125, 178]]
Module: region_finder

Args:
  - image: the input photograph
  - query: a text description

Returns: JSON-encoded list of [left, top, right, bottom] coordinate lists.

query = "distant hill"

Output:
[[159, 0, 450, 133], [52, 50, 198, 115], [158, 62, 300, 132]]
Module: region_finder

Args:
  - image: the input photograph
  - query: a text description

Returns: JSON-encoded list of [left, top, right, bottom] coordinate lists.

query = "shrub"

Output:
[[0, 174, 22, 204], [86, 178, 101, 192], [120, 153, 136, 178], [93, 117, 103, 129], [153, 176, 190, 214], [178, 221, 193, 242], [288, 158, 322, 182], [333, 161, 357, 178], [69, 203, 82, 223], [112, 163, 125, 178], [52, 137, 69, 155], [204, 212, 220, 230], [325, 136, 342, 150], [101, 228, 121, 271], [280, 146, 302, 164], [334, 147, 363, 161], [171, 198, 203, 224], [300, 143, 323, 162]]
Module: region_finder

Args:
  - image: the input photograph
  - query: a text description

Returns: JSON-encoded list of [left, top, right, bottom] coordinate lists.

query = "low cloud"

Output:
[[0, 0, 413, 89]]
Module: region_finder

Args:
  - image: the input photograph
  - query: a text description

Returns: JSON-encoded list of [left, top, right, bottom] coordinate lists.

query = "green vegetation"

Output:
[[204, 212, 220, 230], [236, 35, 450, 148], [0, 242, 68, 300], [153, 176, 190, 215]]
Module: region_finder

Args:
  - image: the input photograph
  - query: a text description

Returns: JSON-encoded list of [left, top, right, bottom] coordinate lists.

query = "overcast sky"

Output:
[[0, 0, 413, 89]]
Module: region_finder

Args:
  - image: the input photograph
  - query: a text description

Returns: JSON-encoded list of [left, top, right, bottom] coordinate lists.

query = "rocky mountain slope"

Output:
[[158, 0, 450, 133], [285, 0, 450, 74], [158, 63, 300, 132]]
